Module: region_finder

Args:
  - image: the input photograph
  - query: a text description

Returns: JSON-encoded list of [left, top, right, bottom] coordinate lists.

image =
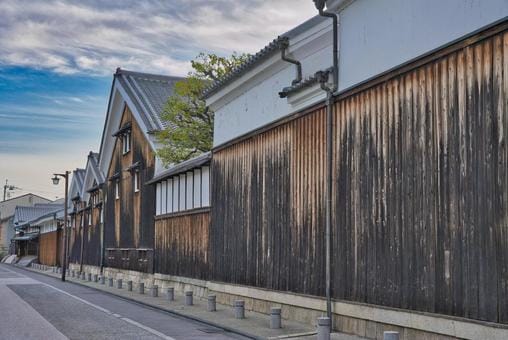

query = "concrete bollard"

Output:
[[58, 267, 62, 274], [383, 331, 400, 340], [270, 307, 282, 329], [100, 276, 105, 285], [108, 278, 114, 287], [52, 267, 55, 273], [166, 287, 174, 301], [234, 300, 245, 319], [185, 291, 193, 306], [151, 285, 158, 297], [317, 317, 330, 340], [127, 281, 133, 291], [117, 279, 123, 289], [138, 282, 144, 294], [87, 273, 92, 281], [207, 295, 216, 312], [93, 274, 98, 282], [81, 272, 86, 280]]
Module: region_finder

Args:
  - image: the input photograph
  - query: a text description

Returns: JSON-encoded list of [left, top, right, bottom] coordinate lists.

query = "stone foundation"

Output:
[[67, 263, 508, 340]]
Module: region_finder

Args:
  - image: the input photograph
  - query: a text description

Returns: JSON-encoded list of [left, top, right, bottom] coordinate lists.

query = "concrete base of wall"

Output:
[[67, 263, 507, 340]]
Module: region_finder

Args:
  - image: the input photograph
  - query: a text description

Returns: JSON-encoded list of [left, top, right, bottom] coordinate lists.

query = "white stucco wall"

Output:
[[211, 0, 508, 147]]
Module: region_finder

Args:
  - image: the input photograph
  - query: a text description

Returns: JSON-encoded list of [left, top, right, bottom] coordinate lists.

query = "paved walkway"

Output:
[[25, 265, 366, 340]]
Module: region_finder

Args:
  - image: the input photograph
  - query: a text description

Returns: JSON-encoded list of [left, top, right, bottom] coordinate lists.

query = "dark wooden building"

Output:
[[205, 21, 508, 325]]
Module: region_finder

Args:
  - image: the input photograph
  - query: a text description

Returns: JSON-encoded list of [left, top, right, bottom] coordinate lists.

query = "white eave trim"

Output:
[[206, 18, 334, 111]]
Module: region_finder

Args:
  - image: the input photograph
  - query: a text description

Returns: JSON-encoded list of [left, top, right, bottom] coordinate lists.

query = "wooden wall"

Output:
[[154, 210, 210, 279], [104, 106, 155, 272], [39, 230, 61, 266], [210, 26, 508, 323]]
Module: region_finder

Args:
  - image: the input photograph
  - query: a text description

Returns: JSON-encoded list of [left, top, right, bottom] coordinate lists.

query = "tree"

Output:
[[156, 52, 250, 165]]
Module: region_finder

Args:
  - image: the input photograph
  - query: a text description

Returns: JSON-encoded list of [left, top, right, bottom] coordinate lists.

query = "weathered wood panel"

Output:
[[210, 27, 508, 323], [154, 210, 210, 279], [39, 230, 60, 266], [104, 106, 155, 271]]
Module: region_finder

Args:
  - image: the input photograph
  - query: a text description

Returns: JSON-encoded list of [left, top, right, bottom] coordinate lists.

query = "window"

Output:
[[100, 207, 104, 224], [122, 132, 131, 154], [88, 211, 92, 226], [134, 171, 140, 193], [155, 165, 210, 216], [115, 180, 120, 200], [161, 181, 167, 215]]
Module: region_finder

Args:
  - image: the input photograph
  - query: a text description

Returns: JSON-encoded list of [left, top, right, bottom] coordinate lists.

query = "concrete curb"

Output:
[[18, 266, 263, 340]]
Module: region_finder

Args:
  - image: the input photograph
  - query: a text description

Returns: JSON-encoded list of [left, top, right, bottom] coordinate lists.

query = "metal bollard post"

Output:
[[234, 300, 245, 319], [100, 276, 105, 285], [93, 274, 98, 282], [317, 317, 330, 340], [108, 278, 114, 287], [117, 279, 123, 289], [87, 273, 92, 281], [151, 285, 158, 297], [138, 282, 144, 294], [270, 307, 282, 329], [127, 281, 133, 291], [207, 295, 216, 312], [166, 287, 174, 301], [185, 291, 193, 306], [383, 331, 400, 340]]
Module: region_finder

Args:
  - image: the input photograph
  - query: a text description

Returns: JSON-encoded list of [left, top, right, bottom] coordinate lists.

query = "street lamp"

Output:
[[52, 171, 70, 282]]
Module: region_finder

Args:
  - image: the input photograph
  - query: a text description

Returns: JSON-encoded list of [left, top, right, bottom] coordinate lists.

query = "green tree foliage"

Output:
[[156, 52, 250, 165]]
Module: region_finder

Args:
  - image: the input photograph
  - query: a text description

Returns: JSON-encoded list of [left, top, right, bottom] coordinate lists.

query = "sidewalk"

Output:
[[25, 265, 366, 340]]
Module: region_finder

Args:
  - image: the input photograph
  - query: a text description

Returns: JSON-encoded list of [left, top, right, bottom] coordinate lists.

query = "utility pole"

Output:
[[3, 180, 20, 201], [52, 171, 70, 282]]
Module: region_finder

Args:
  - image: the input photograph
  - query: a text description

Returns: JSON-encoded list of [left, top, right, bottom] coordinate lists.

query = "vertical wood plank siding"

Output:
[[104, 106, 155, 272], [210, 28, 508, 323], [154, 211, 210, 279], [39, 230, 61, 266]]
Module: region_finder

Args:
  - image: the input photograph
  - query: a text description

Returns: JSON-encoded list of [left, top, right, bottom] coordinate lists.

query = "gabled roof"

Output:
[[82, 151, 105, 202], [114, 68, 183, 131], [13, 205, 63, 228], [68, 168, 86, 203]]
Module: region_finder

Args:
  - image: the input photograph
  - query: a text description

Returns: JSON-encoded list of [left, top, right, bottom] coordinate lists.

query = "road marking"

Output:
[[3, 265, 175, 340]]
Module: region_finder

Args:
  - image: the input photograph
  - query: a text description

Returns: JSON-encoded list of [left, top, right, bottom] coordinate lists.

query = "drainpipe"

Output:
[[279, 38, 302, 85], [313, 0, 339, 330]]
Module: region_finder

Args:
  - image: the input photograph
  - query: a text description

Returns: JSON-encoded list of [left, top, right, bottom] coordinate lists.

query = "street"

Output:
[[0, 264, 247, 340]]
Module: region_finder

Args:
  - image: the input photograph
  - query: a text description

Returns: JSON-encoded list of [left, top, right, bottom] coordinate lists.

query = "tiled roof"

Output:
[[202, 15, 326, 99], [115, 69, 184, 131], [147, 152, 212, 184], [13, 205, 63, 228]]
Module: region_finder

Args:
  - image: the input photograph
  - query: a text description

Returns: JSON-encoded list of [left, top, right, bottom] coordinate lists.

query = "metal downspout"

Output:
[[279, 39, 302, 85], [314, 0, 339, 330]]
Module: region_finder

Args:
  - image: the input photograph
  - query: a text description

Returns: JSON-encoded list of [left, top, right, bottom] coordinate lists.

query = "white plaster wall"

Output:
[[213, 42, 332, 146], [212, 0, 507, 146], [338, 0, 508, 91]]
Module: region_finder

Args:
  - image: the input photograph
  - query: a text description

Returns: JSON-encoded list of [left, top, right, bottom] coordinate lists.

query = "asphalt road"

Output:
[[0, 264, 247, 340]]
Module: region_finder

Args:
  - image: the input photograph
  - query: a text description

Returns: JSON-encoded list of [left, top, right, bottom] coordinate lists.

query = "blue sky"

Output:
[[0, 0, 315, 200]]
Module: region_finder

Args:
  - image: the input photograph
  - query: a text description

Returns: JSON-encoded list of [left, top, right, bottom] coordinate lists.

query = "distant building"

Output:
[[0, 194, 51, 254]]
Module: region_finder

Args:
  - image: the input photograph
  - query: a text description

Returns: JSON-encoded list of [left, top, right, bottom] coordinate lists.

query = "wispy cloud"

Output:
[[0, 0, 316, 76]]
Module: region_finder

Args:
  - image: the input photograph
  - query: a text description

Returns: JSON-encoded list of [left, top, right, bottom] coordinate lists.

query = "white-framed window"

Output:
[[115, 180, 120, 200], [167, 179, 173, 213], [179, 174, 186, 210], [193, 168, 201, 208], [156, 183, 162, 215], [155, 165, 210, 216], [173, 178, 179, 212], [134, 171, 140, 193], [122, 132, 131, 154], [88, 211, 92, 226], [161, 181, 167, 215], [100, 207, 104, 224]]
